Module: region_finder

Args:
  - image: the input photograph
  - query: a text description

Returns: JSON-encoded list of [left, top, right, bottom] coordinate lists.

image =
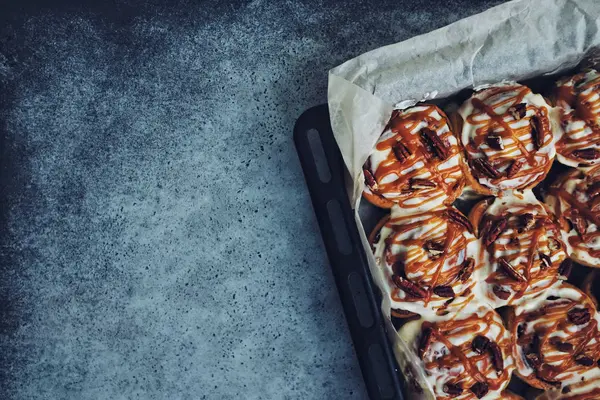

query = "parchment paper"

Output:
[[327, 0, 600, 398]]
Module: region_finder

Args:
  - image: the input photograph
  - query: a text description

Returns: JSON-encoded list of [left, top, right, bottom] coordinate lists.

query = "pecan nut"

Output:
[[392, 275, 427, 298], [420, 128, 449, 160], [486, 134, 504, 150], [418, 327, 433, 359], [483, 219, 508, 247], [470, 382, 489, 399], [409, 178, 436, 190], [507, 159, 524, 178], [498, 257, 527, 282], [518, 213, 535, 233], [364, 169, 377, 189], [493, 285, 511, 300], [549, 338, 573, 353], [424, 240, 445, 258], [588, 181, 600, 198], [538, 252, 552, 270], [530, 115, 545, 149], [392, 141, 412, 162], [568, 307, 591, 325], [443, 383, 463, 397], [445, 208, 474, 233], [573, 148, 600, 160], [558, 259, 573, 279], [457, 258, 475, 282], [433, 285, 455, 298], [471, 335, 490, 354], [575, 354, 594, 366], [488, 342, 504, 372], [509, 103, 527, 120], [472, 158, 501, 179]]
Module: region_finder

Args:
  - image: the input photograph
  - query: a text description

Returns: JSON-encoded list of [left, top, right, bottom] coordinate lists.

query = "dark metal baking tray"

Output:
[[294, 104, 405, 400]]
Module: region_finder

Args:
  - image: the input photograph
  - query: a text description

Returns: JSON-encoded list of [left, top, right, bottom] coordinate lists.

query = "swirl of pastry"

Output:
[[552, 69, 600, 168], [544, 165, 600, 267], [398, 306, 515, 399], [370, 206, 481, 318], [363, 104, 466, 213], [451, 83, 560, 195], [507, 284, 600, 395], [469, 190, 569, 307]]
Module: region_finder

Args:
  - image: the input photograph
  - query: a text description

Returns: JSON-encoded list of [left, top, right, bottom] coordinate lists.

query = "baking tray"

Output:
[[294, 104, 404, 400], [293, 102, 600, 400]]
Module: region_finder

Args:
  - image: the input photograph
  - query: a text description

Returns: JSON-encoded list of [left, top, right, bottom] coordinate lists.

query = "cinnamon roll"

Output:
[[507, 284, 600, 395], [363, 104, 466, 212], [469, 191, 569, 307], [544, 165, 600, 267], [370, 206, 481, 318], [451, 83, 560, 195], [398, 306, 515, 399], [552, 69, 600, 168]]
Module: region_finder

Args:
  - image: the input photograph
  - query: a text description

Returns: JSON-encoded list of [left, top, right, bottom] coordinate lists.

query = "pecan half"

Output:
[[392, 141, 412, 162], [507, 159, 524, 178], [392, 275, 427, 298], [424, 240, 445, 258], [575, 354, 594, 366], [518, 213, 535, 233], [483, 219, 508, 247], [420, 128, 449, 160], [391, 260, 404, 276], [493, 285, 511, 300], [409, 178, 436, 190], [445, 208, 474, 233], [509, 103, 527, 120], [525, 353, 541, 369], [470, 382, 489, 399], [391, 308, 419, 319], [498, 258, 527, 282], [568, 308, 591, 325], [538, 252, 552, 270], [486, 134, 504, 150], [558, 259, 573, 279], [530, 115, 545, 149], [472, 158, 501, 179], [488, 342, 504, 372], [457, 258, 475, 282], [472, 335, 490, 354], [443, 383, 463, 397], [550, 338, 573, 353], [592, 197, 600, 213], [364, 169, 377, 188], [418, 327, 433, 359], [433, 285, 455, 298], [571, 212, 588, 236], [573, 148, 600, 160], [517, 323, 526, 339]]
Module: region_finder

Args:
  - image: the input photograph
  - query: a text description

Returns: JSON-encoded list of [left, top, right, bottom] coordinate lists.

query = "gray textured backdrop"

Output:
[[0, 1, 506, 399]]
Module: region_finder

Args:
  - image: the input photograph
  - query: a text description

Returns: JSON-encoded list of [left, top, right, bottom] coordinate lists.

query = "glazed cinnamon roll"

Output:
[[398, 306, 515, 399], [507, 284, 600, 395], [363, 104, 466, 212], [370, 206, 480, 318], [552, 69, 600, 168], [451, 83, 560, 195], [469, 191, 569, 307], [544, 165, 600, 267]]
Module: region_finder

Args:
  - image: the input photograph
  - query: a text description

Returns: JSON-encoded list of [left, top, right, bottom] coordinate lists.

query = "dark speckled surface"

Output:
[[0, 1, 506, 398]]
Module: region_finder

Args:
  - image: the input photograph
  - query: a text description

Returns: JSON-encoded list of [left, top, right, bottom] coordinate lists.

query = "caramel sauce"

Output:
[[385, 210, 476, 306], [465, 85, 552, 186], [483, 204, 564, 301], [421, 309, 510, 392], [367, 105, 464, 209], [555, 72, 600, 162], [514, 293, 600, 388]]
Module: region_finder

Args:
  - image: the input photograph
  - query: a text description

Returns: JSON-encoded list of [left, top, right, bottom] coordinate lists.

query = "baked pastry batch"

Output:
[[362, 71, 600, 399]]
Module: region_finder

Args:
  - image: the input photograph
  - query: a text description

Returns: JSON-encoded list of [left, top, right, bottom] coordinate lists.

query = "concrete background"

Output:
[[0, 1, 506, 398]]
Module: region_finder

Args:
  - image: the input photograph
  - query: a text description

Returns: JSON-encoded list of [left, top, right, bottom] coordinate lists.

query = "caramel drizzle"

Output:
[[515, 296, 600, 384], [548, 172, 600, 258], [484, 204, 563, 300], [367, 105, 463, 209], [421, 311, 510, 392], [465, 85, 552, 185], [555, 72, 600, 161], [385, 210, 475, 305]]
